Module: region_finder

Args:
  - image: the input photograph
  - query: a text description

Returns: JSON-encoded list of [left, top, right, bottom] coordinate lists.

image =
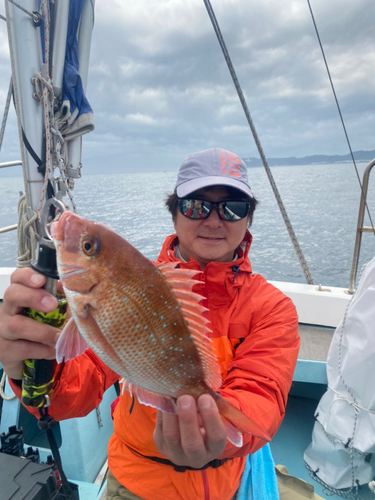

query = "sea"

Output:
[[0, 162, 374, 289]]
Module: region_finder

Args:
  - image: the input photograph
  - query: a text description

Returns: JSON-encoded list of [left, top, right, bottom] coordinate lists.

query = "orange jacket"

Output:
[[11, 231, 299, 500]]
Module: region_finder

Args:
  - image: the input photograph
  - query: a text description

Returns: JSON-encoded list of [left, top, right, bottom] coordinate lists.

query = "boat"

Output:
[[0, 1, 374, 499]]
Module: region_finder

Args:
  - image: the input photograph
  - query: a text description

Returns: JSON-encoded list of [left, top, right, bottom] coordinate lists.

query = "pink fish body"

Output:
[[51, 211, 271, 445]]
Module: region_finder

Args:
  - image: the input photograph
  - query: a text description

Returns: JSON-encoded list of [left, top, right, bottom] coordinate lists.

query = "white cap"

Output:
[[175, 148, 253, 198]]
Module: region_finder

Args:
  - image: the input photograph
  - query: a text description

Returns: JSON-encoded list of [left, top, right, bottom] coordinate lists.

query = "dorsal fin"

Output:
[[157, 262, 222, 390]]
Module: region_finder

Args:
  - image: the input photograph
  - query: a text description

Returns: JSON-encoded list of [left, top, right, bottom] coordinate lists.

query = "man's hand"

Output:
[[153, 394, 227, 469], [0, 268, 60, 380]]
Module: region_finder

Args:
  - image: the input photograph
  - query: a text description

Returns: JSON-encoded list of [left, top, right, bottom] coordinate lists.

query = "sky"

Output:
[[0, 0, 374, 175]]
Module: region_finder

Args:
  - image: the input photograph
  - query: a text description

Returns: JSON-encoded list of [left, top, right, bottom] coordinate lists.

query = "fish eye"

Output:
[[81, 236, 99, 257]]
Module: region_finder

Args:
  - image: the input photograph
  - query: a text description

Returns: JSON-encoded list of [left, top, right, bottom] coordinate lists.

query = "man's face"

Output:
[[174, 186, 248, 270]]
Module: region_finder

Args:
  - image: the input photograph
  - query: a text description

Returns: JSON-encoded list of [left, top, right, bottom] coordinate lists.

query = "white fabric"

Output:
[[304, 255, 375, 489]]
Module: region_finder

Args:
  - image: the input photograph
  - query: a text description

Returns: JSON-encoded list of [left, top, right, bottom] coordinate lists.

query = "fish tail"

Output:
[[213, 393, 272, 446]]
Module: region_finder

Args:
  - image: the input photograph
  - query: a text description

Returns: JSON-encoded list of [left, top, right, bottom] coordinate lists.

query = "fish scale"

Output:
[[52, 211, 272, 445]]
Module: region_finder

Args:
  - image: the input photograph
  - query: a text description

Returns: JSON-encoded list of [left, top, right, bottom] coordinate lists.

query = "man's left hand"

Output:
[[153, 393, 227, 469]]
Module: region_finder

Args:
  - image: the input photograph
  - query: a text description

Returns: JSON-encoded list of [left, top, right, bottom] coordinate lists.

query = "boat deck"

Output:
[[298, 324, 334, 362], [272, 393, 374, 500]]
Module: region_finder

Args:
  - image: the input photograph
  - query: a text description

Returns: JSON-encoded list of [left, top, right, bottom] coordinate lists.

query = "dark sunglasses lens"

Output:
[[178, 199, 210, 219], [178, 199, 249, 220], [220, 201, 249, 220]]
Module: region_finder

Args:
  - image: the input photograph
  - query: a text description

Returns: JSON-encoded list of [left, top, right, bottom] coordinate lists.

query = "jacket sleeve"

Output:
[[219, 280, 300, 459], [9, 348, 119, 421]]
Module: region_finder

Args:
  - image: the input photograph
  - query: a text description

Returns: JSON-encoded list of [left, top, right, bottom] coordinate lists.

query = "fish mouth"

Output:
[[51, 211, 75, 242]]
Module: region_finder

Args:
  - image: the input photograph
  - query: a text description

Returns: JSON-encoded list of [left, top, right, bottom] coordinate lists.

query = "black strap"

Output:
[[11, 85, 55, 204], [38, 408, 79, 499], [21, 125, 55, 212], [127, 445, 231, 473], [21, 127, 44, 171]]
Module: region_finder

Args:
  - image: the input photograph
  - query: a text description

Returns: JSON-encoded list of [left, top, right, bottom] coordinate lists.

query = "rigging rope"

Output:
[[306, 0, 375, 238], [202, 0, 314, 285], [0, 371, 16, 401], [33, 0, 76, 221], [17, 193, 38, 267], [0, 78, 12, 153]]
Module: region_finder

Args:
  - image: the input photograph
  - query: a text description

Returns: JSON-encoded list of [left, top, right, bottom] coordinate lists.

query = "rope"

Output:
[[305, 462, 360, 500], [96, 407, 103, 428], [329, 384, 375, 416], [17, 193, 38, 268], [0, 77, 12, 152], [31, 1, 77, 220], [0, 371, 16, 401], [202, 0, 314, 285], [306, 0, 375, 238]]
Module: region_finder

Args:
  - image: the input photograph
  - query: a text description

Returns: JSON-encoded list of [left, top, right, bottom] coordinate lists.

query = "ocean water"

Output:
[[0, 162, 374, 289]]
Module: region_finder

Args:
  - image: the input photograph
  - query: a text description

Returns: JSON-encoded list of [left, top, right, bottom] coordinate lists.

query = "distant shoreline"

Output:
[[243, 150, 375, 167], [1, 150, 374, 177]]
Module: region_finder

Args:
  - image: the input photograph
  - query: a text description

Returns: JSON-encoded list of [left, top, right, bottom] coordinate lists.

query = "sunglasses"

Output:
[[177, 198, 250, 221]]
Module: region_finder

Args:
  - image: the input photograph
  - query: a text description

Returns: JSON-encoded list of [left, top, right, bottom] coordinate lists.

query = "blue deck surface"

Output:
[[71, 481, 101, 500], [271, 391, 373, 500]]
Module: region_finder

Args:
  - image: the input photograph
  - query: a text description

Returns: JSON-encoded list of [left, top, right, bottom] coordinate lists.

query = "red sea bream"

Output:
[[51, 211, 271, 446]]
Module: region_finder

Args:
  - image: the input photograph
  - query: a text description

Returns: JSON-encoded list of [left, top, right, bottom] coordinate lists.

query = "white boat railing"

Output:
[[0, 224, 17, 234], [0, 160, 22, 169], [0, 160, 22, 234]]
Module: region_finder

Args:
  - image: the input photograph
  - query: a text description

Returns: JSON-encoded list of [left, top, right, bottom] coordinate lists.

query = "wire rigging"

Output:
[[203, 0, 315, 285], [306, 0, 375, 237]]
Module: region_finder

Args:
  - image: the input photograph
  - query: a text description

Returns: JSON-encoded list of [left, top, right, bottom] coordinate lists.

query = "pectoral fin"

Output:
[[56, 317, 89, 363]]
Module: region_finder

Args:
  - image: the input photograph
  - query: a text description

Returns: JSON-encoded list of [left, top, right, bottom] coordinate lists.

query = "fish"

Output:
[[51, 211, 271, 446]]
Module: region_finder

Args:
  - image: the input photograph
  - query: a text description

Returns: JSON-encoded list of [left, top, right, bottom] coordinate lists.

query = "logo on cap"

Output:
[[220, 150, 241, 178]]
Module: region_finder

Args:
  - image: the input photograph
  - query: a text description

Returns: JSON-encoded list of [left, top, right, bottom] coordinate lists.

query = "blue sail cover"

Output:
[[62, 0, 93, 129], [39, 0, 95, 141]]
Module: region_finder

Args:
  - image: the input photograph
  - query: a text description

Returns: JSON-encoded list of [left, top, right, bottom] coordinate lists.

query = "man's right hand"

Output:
[[0, 268, 59, 380]]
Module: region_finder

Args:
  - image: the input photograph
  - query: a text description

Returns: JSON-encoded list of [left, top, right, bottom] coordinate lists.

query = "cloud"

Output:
[[0, 0, 374, 174]]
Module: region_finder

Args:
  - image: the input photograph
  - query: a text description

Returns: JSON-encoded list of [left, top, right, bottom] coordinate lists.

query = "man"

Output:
[[0, 148, 299, 500]]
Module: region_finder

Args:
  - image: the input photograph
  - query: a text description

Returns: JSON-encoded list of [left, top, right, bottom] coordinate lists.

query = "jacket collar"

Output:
[[156, 230, 253, 275]]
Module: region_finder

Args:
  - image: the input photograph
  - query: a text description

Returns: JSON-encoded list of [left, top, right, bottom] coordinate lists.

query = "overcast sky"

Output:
[[0, 0, 374, 174]]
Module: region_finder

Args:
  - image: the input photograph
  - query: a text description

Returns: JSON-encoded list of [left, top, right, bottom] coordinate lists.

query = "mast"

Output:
[[5, 0, 44, 221]]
